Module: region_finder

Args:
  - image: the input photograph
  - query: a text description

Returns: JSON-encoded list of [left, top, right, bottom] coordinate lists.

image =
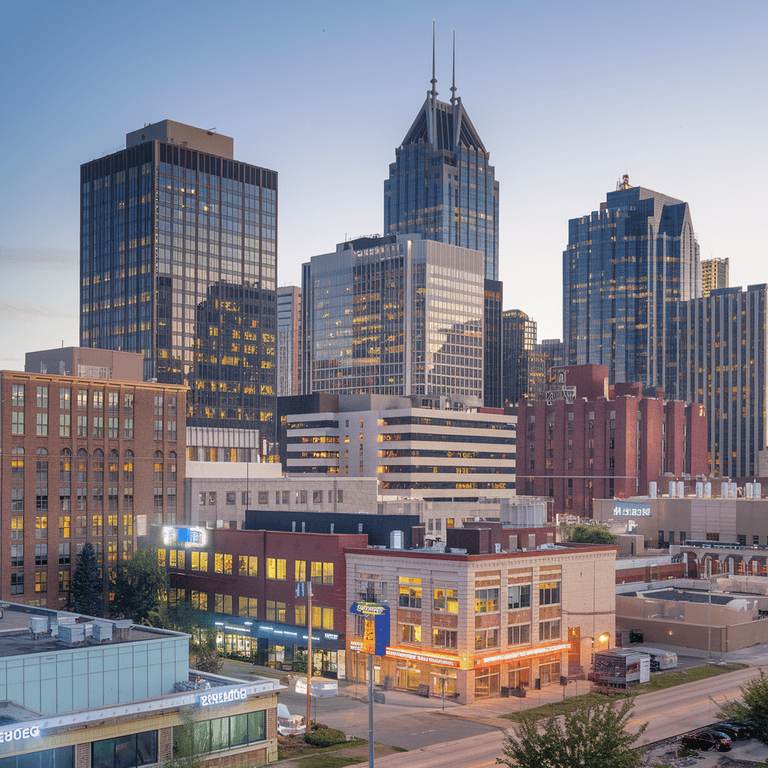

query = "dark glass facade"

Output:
[[503, 310, 542, 405], [80, 121, 277, 442], [563, 181, 700, 387], [668, 284, 767, 477], [483, 279, 503, 408], [384, 88, 499, 281]]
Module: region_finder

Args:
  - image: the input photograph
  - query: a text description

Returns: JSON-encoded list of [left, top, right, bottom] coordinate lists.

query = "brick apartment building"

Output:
[[515, 365, 707, 517], [0, 368, 186, 609]]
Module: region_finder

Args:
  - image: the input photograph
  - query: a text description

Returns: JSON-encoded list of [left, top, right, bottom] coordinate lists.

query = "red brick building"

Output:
[[0, 370, 186, 609], [515, 365, 707, 517], [160, 527, 366, 676]]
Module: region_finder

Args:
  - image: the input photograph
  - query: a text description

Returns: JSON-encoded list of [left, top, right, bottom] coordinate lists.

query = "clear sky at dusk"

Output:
[[1, 0, 766, 370]]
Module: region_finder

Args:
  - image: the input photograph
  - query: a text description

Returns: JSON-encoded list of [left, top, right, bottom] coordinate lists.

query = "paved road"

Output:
[[279, 686, 500, 750], [219, 657, 768, 767], [294, 667, 766, 768]]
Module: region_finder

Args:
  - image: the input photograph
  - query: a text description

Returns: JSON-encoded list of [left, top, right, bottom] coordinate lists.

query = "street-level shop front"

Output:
[[213, 615, 346, 679], [347, 640, 571, 704]]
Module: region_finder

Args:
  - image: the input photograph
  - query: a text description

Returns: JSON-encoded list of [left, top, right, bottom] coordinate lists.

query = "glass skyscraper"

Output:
[[668, 284, 767, 478], [563, 177, 701, 387], [302, 234, 485, 406], [384, 70, 499, 281], [80, 120, 277, 444]]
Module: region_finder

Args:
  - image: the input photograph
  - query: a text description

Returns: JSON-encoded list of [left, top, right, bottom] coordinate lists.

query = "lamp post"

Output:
[[440, 667, 446, 710]]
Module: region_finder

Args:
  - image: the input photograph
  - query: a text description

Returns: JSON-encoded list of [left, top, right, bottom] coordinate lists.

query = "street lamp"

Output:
[[440, 667, 447, 710]]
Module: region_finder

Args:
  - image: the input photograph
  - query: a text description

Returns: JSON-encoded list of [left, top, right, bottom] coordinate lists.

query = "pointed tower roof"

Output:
[[398, 30, 486, 153]]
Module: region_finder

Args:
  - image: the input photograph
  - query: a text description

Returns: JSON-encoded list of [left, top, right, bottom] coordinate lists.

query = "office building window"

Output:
[[239, 597, 257, 618], [539, 619, 561, 641], [398, 576, 422, 608], [266, 600, 286, 622], [266, 558, 286, 580], [508, 584, 531, 609], [539, 581, 561, 605], [475, 588, 499, 613], [508, 623, 531, 646]]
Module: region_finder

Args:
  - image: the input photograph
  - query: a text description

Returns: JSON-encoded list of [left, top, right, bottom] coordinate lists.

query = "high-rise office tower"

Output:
[[483, 279, 503, 408], [540, 339, 565, 380], [563, 176, 701, 387], [701, 257, 729, 297], [79, 120, 277, 447], [277, 286, 302, 397], [502, 310, 539, 405], [668, 284, 767, 478], [384, 39, 499, 280], [302, 233, 485, 406]]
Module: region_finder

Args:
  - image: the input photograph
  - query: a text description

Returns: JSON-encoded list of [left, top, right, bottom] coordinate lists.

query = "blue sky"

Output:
[[1, 0, 766, 369]]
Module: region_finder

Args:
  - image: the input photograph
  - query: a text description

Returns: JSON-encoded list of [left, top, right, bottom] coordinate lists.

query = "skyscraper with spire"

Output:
[[384, 32, 499, 280]]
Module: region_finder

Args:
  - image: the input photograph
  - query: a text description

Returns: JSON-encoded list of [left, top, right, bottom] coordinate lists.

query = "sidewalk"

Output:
[[215, 657, 594, 726]]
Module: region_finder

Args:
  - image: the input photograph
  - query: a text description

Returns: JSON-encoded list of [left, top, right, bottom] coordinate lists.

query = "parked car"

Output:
[[717, 721, 755, 740], [681, 730, 732, 752]]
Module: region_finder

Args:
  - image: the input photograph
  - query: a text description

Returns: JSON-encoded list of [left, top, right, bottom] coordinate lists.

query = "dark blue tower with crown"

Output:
[[384, 30, 499, 281]]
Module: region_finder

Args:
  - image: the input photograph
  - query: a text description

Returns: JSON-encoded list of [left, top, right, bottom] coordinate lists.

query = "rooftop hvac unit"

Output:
[[29, 616, 47, 638], [390, 530, 404, 550], [59, 624, 86, 646], [92, 622, 113, 643], [114, 620, 133, 640]]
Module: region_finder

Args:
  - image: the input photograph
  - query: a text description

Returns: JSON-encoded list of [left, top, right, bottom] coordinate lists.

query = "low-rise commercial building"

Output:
[[152, 525, 366, 678], [594, 487, 768, 550], [345, 541, 616, 704], [0, 602, 280, 768], [184, 461, 379, 529]]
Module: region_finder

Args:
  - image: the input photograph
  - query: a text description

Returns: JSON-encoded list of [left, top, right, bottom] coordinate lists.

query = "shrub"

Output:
[[303, 727, 347, 747]]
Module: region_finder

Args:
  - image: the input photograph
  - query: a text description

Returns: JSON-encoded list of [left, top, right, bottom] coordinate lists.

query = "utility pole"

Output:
[[307, 580, 313, 730]]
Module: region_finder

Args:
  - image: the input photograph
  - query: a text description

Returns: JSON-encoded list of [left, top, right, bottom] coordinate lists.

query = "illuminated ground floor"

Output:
[[346, 642, 572, 705]]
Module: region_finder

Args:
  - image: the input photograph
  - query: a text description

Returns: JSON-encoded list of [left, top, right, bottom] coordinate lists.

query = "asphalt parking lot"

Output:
[[643, 731, 768, 767]]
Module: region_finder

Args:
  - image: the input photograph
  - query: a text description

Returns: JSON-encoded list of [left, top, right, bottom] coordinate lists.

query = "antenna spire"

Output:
[[450, 29, 457, 105], [430, 20, 438, 99]]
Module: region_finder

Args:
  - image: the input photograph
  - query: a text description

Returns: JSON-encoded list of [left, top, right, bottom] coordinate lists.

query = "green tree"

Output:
[[715, 668, 768, 743], [70, 542, 103, 616], [497, 697, 647, 768], [191, 626, 223, 674], [567, 524, 616, 545], [110, 548, 166, 625], [164, 710, 202, 768]]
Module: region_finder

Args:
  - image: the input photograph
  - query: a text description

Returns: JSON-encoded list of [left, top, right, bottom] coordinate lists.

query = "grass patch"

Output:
[[278, 737, 368, 761], [289, 757, 363, 768], [502, 693, 621, 722], [501, 663, 748, 723], [632, 662, 748, 694]]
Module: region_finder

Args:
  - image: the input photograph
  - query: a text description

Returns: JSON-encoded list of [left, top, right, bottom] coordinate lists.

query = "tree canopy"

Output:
[[567, 524, 616, 545], [110, 548, 166, 625], [497, 697, 646, 768], [70, 542, 103, 616], [716, 668, 768, 743]]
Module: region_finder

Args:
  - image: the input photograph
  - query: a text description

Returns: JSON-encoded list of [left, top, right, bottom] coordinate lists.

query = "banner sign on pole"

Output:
[[349, 602, 390, 657]]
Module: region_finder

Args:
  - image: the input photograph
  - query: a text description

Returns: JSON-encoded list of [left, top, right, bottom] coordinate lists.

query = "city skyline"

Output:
[[1, 0, 766, 369]]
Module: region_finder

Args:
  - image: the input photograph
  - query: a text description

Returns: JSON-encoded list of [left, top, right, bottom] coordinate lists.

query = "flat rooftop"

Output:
[[0, 604, 183, 659], [625, 587, 759, 606]]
